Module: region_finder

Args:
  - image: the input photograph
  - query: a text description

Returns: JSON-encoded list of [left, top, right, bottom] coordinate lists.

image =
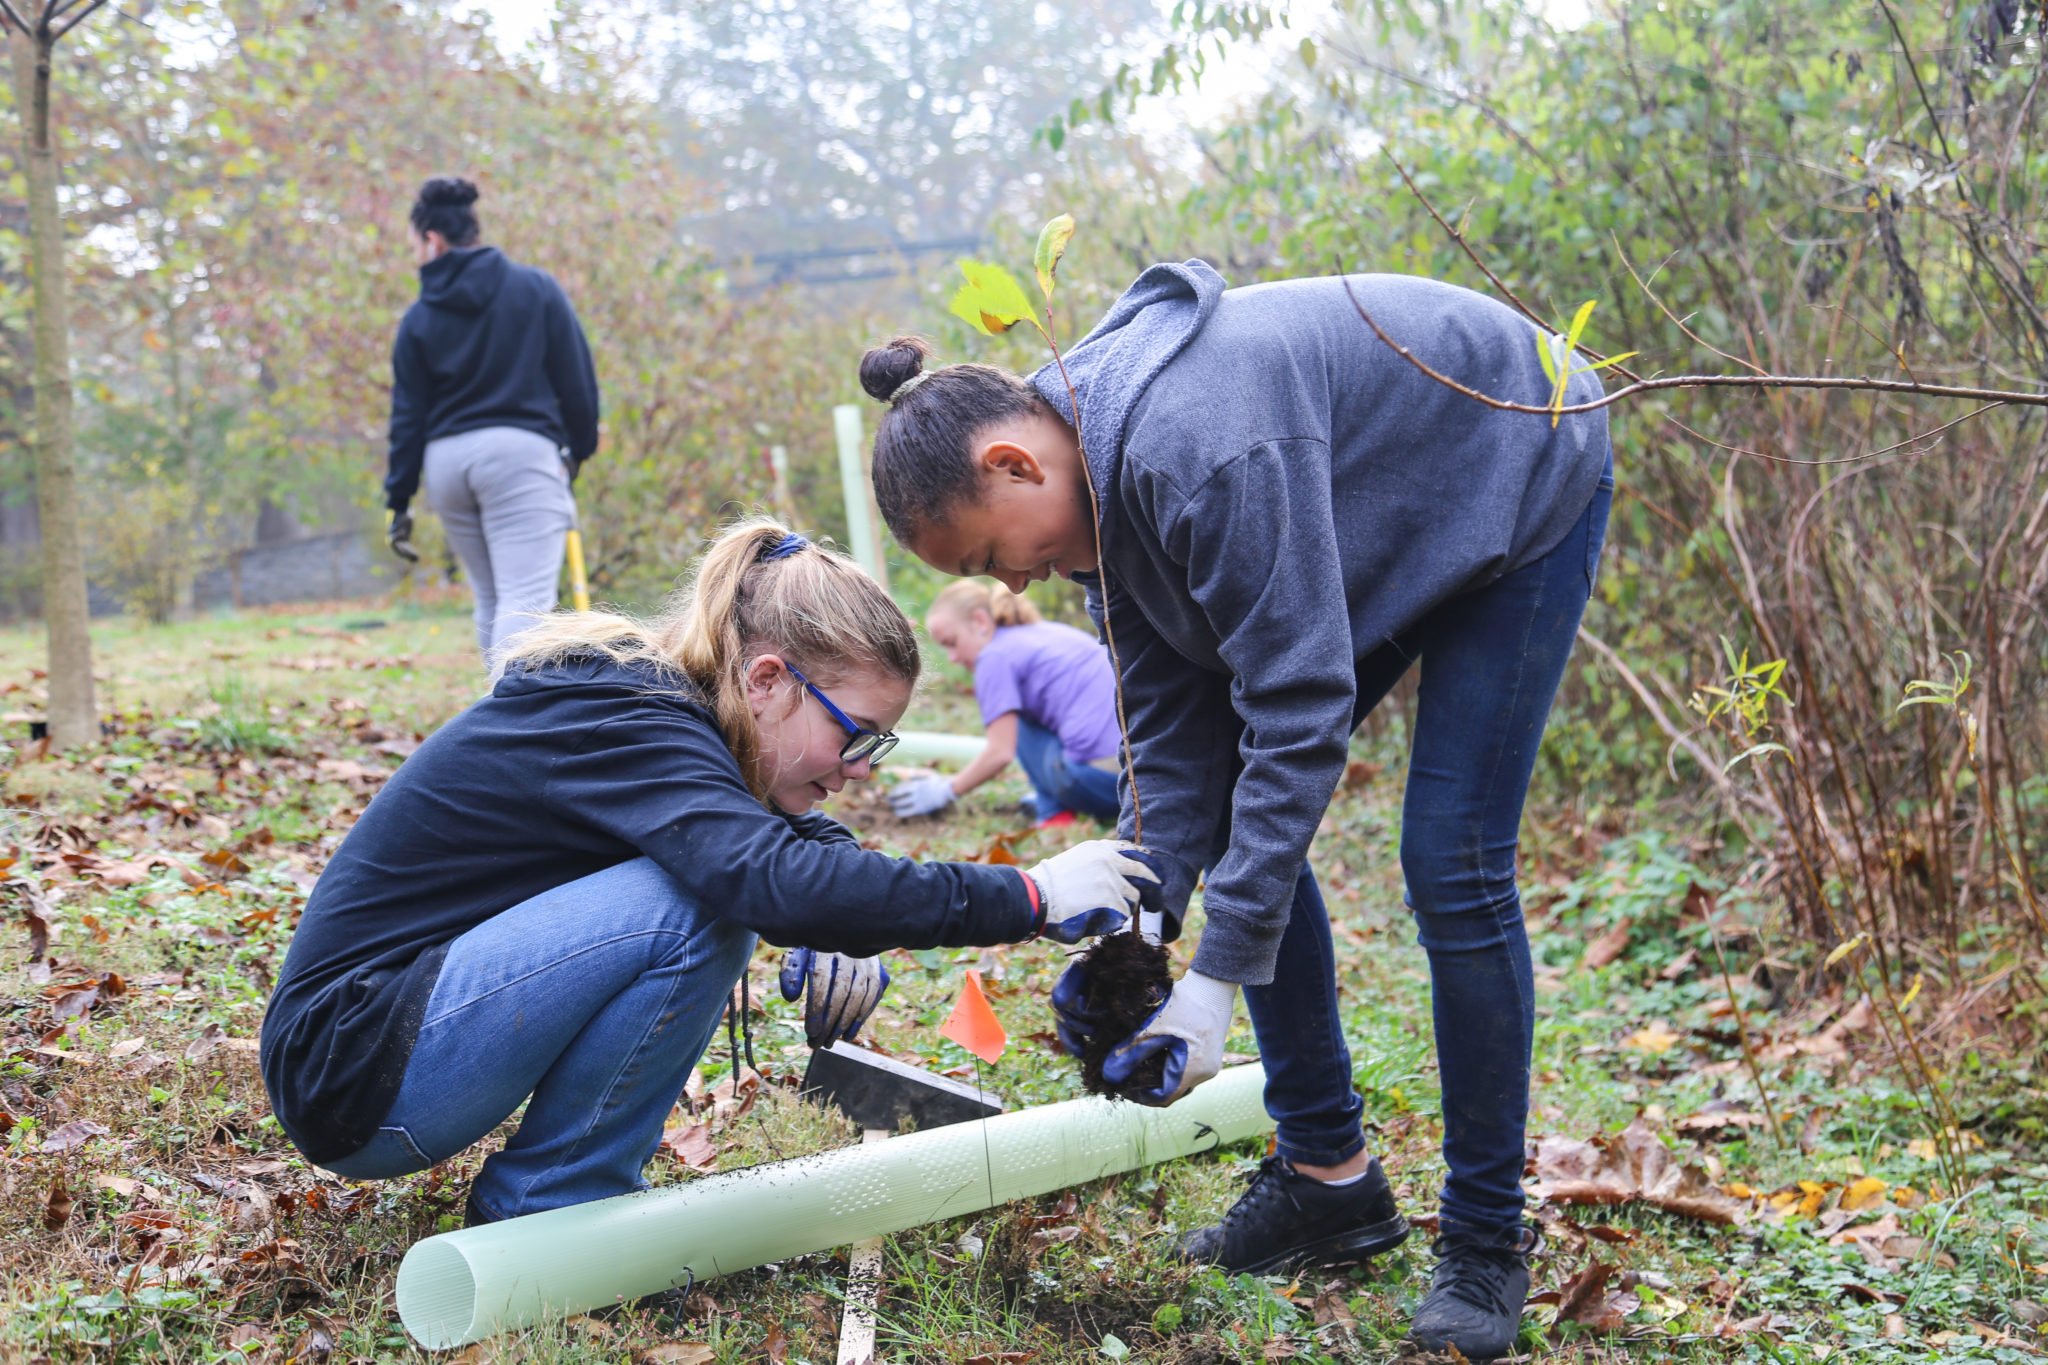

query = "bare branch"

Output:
[[49, 0, 103, 41], [1662, 403, 2002, 468], [1610, 232, 1764, 377], [1377, 149, 1656, 382], [0, 0, 31, 38], [1340, 277, 2048, 450], [1329, 43, 1557, 175]]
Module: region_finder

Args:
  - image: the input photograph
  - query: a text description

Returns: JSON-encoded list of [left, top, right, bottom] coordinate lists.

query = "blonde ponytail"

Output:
[[930, 579, 1042, 630], [498, 518, 920, 799]]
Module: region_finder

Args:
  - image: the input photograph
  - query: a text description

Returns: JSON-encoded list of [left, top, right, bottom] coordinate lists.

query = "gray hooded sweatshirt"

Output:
[[1029, 261, 1610, 986]]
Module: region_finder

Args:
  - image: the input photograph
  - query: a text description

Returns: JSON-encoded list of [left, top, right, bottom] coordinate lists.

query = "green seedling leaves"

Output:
[[1034, 213, 1076, 302], [1532, 300, 1637, 427], [949, 259, 1036, 336]]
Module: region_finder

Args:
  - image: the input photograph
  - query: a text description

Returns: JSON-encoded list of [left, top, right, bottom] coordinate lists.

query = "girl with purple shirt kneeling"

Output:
[[890, 581, 1122, 828]]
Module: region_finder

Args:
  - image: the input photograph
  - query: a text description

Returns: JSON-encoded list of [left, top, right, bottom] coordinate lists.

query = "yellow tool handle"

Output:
[[564, 527, 591, 612]]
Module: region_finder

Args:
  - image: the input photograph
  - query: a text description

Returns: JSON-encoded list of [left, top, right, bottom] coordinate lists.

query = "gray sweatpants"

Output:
[[423, 425, 577, 665]]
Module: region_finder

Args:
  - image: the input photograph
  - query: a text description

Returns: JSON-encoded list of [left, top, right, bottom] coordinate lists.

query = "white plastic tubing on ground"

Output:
[[891, 731, 986, 765], [396, 1064, 1272, 1349]]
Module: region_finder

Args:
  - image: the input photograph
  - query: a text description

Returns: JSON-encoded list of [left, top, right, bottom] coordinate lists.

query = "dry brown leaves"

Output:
[[1530, 1117, 1748, 1225]]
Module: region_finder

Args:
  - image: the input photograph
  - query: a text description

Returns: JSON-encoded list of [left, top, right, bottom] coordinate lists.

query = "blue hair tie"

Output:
[[763, 531, 810, 561]]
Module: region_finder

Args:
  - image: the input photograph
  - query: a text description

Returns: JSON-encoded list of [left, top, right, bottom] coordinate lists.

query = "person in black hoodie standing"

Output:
[[385, 176, 602, 664]]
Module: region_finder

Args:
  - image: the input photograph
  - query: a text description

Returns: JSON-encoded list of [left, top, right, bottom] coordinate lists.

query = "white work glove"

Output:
[[888, 772, 956, 818], [1101, 970, 1239, 1106], [1022, 840, 1162, 944], [777, 948, 890, 1047]]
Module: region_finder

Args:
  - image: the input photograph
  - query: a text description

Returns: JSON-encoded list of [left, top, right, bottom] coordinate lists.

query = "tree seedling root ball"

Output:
[[1075, 931, 1173, 1100]]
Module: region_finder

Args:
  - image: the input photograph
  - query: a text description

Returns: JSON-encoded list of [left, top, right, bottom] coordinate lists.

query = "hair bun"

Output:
[[859, 335, 932, 404], [419, 176, 480, 208]]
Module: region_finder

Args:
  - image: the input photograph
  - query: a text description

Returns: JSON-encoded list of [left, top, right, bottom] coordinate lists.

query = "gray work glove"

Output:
[[1022, 840, 1162, 944], [1101, 969, 1240, 1106], [778, 947, 890, 1047], [888, 773, 956, 818]]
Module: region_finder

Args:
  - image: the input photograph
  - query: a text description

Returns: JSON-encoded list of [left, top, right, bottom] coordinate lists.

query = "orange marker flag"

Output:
[[940, 969, 1008, 1065]]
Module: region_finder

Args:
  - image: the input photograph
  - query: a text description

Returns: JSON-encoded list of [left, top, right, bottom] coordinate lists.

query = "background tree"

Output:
[[3, 0, 105, 747]]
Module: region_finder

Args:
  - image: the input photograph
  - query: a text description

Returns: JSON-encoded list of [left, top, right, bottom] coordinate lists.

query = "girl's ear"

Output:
[[743, 653, 795, 719], [979, 439, 1047, 485]]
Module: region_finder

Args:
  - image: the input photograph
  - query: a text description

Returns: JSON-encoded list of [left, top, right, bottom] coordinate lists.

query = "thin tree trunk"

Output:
[[9, 26, 96, 747]]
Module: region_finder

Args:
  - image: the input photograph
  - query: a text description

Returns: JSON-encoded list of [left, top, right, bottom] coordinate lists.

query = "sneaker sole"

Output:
[[1228, 1213, 1411, 1277]]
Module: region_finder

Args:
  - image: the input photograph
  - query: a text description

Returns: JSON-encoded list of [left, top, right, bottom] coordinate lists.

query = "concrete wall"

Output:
[[191, 529, 400, 611]]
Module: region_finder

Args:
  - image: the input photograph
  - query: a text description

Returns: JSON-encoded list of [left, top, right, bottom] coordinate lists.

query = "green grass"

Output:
[[0, 601, 2043, 1362]]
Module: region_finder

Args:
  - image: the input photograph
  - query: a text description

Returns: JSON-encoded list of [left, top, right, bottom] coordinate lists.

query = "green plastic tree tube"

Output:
[[397, 1064, 1272, 1349], [891, 731, 986, 765]]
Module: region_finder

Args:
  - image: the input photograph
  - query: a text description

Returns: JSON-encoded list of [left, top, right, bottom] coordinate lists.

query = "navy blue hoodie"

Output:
[[260, 654, 1034, 1164], [1030, 263, 1610, 986], [384, 246, 601, 512]]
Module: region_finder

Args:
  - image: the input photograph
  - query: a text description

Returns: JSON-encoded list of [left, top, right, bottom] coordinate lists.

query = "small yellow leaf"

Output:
[[1899, 973, 1923, 1012], [1624, 1024, 1680, 1054], [1842, 1177, 1888, 1211], [1725, 1182, 1756, 1199], [1823, 934, 1869, 969], [1906, 1138, 1939, 1161]]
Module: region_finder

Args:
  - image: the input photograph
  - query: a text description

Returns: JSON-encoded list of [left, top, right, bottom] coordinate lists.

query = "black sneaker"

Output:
[[1179, 1155, 1408, 1276], [1408, 1223, 1541, 1361]]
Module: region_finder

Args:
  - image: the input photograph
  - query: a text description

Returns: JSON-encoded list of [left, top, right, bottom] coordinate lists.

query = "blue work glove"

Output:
[[778, 948, 890, 1047], [1101, 970, 1239, 1106], [1023, 841, 1162, 944], [888, 772, 956, 818], [1049, 955, 1105, 1058], [1048, 904, 1168, 1058]]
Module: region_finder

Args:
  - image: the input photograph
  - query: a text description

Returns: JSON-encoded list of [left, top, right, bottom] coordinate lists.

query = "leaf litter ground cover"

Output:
[[0, 604, 2044, 1363]]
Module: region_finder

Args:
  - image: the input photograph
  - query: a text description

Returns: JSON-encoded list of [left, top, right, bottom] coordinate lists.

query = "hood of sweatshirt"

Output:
[[1027, 259, 1227, 552], [418, 245, 508, 315]]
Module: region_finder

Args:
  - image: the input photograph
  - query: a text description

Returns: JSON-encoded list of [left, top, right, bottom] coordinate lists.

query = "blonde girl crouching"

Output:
[[260, 519, 1158, 1223]]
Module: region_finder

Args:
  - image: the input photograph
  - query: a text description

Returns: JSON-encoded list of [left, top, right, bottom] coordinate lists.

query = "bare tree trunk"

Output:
[[9, 26, 95, 747]]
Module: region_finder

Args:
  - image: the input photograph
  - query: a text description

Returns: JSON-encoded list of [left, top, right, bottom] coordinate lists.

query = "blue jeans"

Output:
[[1015, 717, 1121, 823], [1238, 465, 1611, 1235], [321, 858, 754, 1220]]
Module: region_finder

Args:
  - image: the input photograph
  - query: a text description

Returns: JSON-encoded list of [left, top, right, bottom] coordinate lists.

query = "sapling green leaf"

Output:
[[1034, 213, 1076, 303], [1536, 299, 1634, 427], [948, 260, 1036, 337], [1534, 327, 1560, 386]]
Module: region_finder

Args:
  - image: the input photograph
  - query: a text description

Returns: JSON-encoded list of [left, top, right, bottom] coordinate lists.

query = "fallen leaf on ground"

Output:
[[225, 1323, 270, 1351], [663, 1123, 718, 1171], [1842, 1176, 1888, 1211], [45, 1174, 72, 1230], [633, 1347, 714, 1365], [1675, 1100, 1768, 1139], [1580, 919, 1632, 970], [1623, 1024, 1681, 1054], [1556, 1260, 1629, 1331], [1530, 1117, 1748, 1225], [40, 1119, 109, 1153]]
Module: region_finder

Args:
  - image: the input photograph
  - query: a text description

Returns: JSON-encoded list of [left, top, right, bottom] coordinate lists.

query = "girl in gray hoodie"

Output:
[[859, 261, 1612, 1362]]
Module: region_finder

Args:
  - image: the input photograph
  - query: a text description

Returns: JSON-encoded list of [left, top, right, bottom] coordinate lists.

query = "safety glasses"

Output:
[[784, 663, 900, 768]]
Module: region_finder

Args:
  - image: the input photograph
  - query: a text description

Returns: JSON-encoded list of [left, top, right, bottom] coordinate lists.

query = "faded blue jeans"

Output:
[[1015, 717, 1121, 824], [1239, 461, 1611, 1235], [322, 858, 754, 1220]]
